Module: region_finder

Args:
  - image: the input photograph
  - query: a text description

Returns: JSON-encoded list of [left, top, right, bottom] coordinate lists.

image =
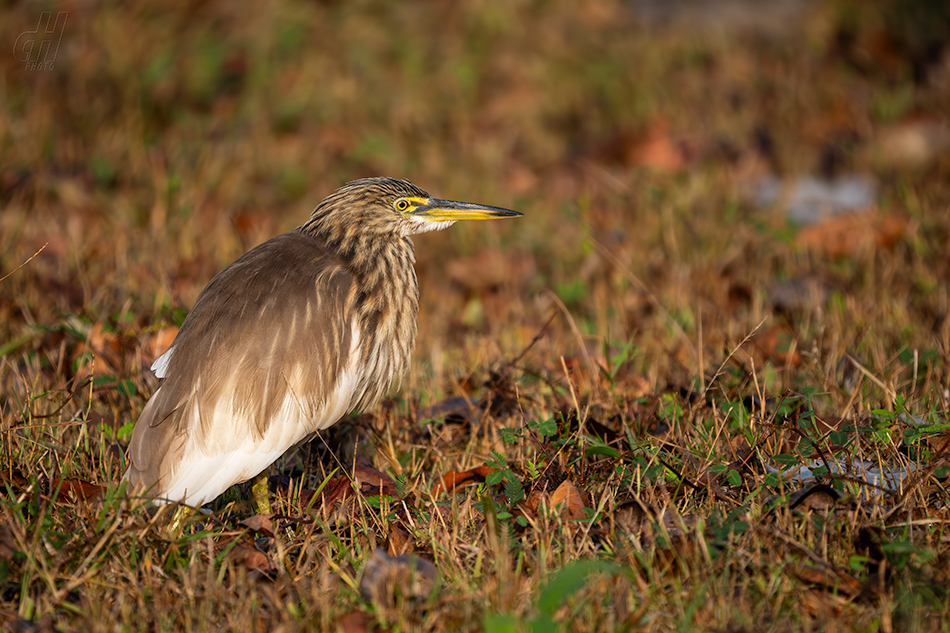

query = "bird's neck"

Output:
[[301, 212, 412, 277], [299, 213, 420, 412], [351, 236, 419, 412]]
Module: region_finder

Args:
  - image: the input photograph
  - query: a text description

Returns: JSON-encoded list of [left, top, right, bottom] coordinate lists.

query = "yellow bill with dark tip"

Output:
[[410, 198, 523, 222]]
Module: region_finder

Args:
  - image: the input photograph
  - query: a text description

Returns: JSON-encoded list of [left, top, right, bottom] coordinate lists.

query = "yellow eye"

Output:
[[394, 199, 411, 212]]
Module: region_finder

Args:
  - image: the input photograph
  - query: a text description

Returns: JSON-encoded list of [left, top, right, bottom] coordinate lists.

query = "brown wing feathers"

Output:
[[126, 231, 357, 491]]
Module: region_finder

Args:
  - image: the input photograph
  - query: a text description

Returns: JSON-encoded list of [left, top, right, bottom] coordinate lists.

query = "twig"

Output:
[[0, 241, 49, 283], [498, 310, 556, 381], [702, 317, 768, 399]]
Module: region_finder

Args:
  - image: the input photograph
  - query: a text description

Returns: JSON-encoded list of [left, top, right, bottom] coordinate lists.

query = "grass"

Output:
[[3, 0, 950, 630]]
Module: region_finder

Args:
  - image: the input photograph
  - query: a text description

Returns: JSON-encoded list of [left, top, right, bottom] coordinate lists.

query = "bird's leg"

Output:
[[166, 504, 192, 536], [251, 472, 272, 515]]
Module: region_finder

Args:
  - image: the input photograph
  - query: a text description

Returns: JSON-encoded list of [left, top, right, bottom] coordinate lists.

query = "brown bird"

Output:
[[123, 177, 520, 506]]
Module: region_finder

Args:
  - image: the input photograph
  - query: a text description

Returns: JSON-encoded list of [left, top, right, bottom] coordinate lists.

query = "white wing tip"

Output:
[[151, 346, 174, 378]]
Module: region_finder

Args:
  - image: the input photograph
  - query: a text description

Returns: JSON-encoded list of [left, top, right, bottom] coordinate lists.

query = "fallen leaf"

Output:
[[549, 480, 588, 521], [793, 563, 861, 597], [519, 489, 542, 520], [752, 325, 802, 366], [230, 545, 276, 573], [49, 478, 103, 503], [350, 457, 400, 498], [579, 119, 691, 172], [632, 127, 688, 172], [386, 527, 413, 556], [241, 514, 275, 538], [313, 476, 351, 508], [313, 457, 403, 508], [433, 466, 497, 496], [232, 210, 271, 245], [334, 610, 369, 633], [521, 479, 589, 523], [797, 210, 909, 258], [924, 431, 950, 456], [72, 323, 119, 376]]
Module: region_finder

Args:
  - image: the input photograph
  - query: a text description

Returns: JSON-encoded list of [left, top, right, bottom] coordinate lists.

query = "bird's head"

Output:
[[386, 181, 523, 236], [305, 177, 522, 240]]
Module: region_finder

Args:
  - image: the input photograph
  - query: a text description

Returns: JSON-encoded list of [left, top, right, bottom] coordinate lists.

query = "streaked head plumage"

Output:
[[305, 177, 521, 239]]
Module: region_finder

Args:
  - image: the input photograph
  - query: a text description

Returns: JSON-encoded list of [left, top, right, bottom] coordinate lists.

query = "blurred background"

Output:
[[2, 0, 950, 410]]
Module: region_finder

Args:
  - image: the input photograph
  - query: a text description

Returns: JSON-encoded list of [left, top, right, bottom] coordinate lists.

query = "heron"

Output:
[[123, 177, 521, 507]]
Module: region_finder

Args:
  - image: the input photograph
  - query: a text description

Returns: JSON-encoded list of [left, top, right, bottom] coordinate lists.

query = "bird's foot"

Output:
[[251, 473, 272, 515]]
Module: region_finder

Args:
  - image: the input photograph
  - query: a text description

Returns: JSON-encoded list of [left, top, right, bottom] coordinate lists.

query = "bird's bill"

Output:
[[409, 198, 522, 222]]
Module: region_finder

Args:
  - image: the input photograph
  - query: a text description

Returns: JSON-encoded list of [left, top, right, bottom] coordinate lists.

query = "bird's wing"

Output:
[[124, 231, 363, 505]]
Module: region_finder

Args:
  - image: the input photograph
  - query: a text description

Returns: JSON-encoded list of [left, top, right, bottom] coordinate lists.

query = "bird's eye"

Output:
[[394, 199, 411, 212]]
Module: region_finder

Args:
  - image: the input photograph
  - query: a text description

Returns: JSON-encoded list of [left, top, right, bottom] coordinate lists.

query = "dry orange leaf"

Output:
[[309, 457, 403, 510], [794, 564, 862, 597], [797, 588, 848, 618], [580, 119, 690, 172], [752, 325, 802, 367], [522, 488, 545, 515], [71, 323, 122, 376], [349, 457, 400, 498], [632, 129, 687, 172], [797, 210, 908, 258], [50, 477, 103, 503], [334, 611, 370, 633], [432, 466, 497, 496], [549, 479, 588, 521], [521, 480, 589, 522]]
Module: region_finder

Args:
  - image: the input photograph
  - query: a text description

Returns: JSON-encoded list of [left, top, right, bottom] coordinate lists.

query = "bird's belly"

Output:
[[154, 361, 362, 506]]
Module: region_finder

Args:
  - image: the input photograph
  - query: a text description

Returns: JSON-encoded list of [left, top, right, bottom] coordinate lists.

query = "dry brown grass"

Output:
[[2, 0, 950, 630]]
